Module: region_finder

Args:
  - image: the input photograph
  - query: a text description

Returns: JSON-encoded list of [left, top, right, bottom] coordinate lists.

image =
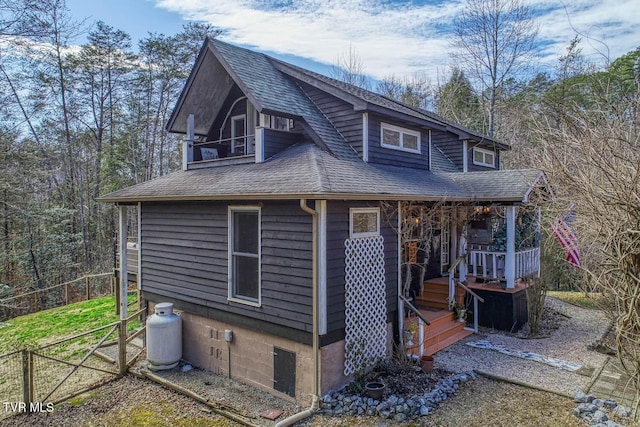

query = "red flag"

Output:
[[551, 212, 580, 267]]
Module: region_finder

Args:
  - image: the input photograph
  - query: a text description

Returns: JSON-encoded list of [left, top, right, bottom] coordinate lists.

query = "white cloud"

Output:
[[154, 0, 639, 80]]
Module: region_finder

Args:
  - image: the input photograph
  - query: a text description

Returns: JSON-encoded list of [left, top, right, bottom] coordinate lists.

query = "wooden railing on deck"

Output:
[[468, 247, 540, 281]]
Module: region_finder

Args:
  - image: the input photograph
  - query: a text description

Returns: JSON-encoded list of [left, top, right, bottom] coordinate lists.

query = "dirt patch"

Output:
[[0, 375, 239, 427]]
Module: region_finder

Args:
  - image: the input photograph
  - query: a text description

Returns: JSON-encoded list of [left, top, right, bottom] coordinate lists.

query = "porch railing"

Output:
[[468, 247, 540, 281]]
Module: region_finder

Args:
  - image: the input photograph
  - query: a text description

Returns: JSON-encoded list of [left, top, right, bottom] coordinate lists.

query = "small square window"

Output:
[[350, 208, 380, 238], [472, 147, 496, 168]]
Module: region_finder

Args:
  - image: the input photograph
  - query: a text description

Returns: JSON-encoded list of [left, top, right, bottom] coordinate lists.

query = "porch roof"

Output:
[[442, 169, 550, 203], [99, 143, 544, 204]]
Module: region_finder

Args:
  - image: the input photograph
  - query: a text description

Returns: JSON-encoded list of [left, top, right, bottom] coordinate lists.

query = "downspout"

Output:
[[275, 199, 320, 427]]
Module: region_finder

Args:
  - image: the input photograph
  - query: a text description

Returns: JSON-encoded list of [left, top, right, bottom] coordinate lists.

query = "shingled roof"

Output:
[[104, 40, 544, 204], [100, 143, 543, 203], [442, 169, 550, 203]]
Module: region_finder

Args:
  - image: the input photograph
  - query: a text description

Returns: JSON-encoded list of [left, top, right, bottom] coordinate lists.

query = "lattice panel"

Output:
[[344, 236, 387, 376]]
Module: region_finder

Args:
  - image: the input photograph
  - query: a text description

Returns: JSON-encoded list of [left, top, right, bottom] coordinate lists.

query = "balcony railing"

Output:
[[468, 246, 540, 281], [190, 134, 256, 163]]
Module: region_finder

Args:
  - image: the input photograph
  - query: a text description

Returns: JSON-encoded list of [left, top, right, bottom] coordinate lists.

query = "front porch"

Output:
[[404, 277, 473, 357], [403, 271, 539, 356]]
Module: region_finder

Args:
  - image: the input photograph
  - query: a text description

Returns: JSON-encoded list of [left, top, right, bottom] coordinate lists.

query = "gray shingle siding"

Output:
[[324, 201, 398, 344], [263, 129, 304, 160], [298, 82, 364, 158], [141, 201, 313, 334], [431, 130, 464, 171]]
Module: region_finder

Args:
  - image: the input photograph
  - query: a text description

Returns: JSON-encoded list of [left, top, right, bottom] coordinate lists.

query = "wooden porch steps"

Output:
[[415, 277, 450, 310], [406, 308, 473, 357]]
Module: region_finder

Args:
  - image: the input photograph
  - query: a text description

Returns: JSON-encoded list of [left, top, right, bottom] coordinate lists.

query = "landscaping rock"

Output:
[[573, 395, 631, 427], [320, 370, 476, 422]]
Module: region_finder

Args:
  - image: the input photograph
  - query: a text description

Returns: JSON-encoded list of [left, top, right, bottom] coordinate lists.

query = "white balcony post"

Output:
[[505, 206, 516, 289], [183, 114, 194, 171], [255, 127, 264, 163]]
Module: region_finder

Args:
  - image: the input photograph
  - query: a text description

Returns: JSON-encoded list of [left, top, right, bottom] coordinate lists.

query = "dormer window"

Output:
[[381, 123, 421, 154], [263, 114, 292, 131], [472, 147, 496, 168]]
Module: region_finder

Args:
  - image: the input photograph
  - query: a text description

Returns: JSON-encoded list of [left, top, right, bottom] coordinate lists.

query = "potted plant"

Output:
[[449, 299, 468, 323], [403, 322, 417, 346]]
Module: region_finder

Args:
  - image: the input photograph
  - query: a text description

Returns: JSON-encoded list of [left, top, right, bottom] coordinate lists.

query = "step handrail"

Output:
[[455, 280, 484, 333], [399, 295, 430, 326], [455, 280, 485, 303], [448, 254, 466, 274]]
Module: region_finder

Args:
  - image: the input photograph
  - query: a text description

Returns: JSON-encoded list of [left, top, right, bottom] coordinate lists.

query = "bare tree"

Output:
[[377, 73, 435, 110], [531, 63, 640, 414], [331, 45, 370, 90], [452, 0, 538, 137]]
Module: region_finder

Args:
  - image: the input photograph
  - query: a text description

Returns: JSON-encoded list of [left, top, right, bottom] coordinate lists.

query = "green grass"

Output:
[[547, 290, 604, 310], [0, 294, 140, 354]]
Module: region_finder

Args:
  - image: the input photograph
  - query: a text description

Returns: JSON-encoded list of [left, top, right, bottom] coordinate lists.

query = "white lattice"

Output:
[[343, 236, 387, 376]]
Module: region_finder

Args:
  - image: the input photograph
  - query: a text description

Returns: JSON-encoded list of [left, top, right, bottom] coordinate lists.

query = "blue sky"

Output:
[[66, 0, 640, 81]]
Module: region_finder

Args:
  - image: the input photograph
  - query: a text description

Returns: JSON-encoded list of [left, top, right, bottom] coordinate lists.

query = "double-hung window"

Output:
[[381, 123, 421, 154], [228, 207, 261, 305], [472, 147, 496, 168]]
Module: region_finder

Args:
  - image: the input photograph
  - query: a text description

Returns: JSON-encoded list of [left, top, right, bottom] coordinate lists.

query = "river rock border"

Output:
[[320, 371, 476, 422], [574, 391, 633, 427]]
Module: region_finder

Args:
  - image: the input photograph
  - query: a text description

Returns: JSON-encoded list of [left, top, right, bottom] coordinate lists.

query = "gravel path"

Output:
[[437, 297, 611, 396]]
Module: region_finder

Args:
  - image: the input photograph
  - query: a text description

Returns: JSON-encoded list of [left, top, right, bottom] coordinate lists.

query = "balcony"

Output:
[[186, 134, 256, 169]]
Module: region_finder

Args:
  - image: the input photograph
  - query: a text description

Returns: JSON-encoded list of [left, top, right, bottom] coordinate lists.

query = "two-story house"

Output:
[[100, 39, 550, 405]]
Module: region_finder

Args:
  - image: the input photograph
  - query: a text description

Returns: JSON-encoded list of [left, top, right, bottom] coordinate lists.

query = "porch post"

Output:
[[505, 206, 516, 289], [118, 205, 128, 320], [450, 208, 458, 270], [458, 228, 467, 279]]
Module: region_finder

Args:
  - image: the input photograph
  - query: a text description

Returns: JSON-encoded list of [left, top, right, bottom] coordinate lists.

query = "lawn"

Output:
[[547, 290, 604, 310], [0, 294, 140, 354]]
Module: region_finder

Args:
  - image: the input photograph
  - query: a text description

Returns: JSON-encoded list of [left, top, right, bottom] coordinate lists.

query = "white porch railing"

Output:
[[468, 247, 540, 281]]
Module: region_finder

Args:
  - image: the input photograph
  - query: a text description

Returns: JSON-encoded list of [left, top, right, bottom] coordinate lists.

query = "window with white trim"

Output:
[[349, 207, 380, 238], [381, 123, 421, 153], [228, 207, 261, 305], [262, 114, 292, 131], [472, 147, 496, 168]]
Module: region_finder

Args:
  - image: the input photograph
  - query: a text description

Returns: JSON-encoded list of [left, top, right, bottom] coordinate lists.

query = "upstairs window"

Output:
[[381, 123, 421, 154], [350, 207, 380, 238], [263, 114, 292, 131], [472, 147, 496, 168], [228, 207, 261, 306]]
